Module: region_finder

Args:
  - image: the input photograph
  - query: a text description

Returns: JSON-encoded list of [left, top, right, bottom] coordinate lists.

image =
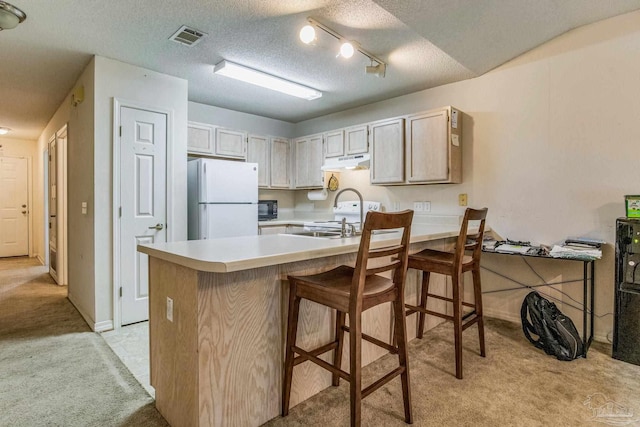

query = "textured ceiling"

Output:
[[1, 0, 639, 140]]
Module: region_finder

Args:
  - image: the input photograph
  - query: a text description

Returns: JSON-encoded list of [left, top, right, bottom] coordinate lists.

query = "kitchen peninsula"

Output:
[[137, 221, 480, 427]]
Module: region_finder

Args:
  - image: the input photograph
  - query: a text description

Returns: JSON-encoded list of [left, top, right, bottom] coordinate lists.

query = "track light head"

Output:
[[339, 41, 355, 58], [299, 24, 316, 44], [365, 63, 386, 77]]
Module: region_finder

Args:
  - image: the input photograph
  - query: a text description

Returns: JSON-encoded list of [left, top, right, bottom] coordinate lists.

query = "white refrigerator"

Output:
[[187, 158, 258, 239]]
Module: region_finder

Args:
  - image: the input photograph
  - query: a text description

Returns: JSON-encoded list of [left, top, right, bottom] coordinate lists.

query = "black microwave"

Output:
[[258, 200, 278, 220]]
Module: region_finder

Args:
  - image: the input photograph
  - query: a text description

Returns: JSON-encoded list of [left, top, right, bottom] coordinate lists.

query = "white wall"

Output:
[[0, 137, 38, 258], [292, 11, 640, 341], [30, 56, 189, 331], [65, 59, 96, 327], [189, 101, 296, 138], [93, 56, 188, 329]]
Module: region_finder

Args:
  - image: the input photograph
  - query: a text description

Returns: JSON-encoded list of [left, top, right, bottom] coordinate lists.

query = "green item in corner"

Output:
[[625, 195, 640, 218]]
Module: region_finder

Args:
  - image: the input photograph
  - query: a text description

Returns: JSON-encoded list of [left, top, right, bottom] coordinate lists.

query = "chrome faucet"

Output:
[[334, 188, 364, 236]]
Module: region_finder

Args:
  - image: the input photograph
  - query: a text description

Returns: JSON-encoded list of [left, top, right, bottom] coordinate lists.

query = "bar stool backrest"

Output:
[[352, 210, 414, 309], [454, 207, 488, 268]]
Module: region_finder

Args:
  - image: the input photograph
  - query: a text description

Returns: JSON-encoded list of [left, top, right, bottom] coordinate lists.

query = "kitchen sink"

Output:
[[288, 230, 343, 238], [287, 229, 400, 239]]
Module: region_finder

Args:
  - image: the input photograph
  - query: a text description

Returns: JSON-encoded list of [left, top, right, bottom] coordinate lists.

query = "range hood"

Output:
[[321, 153, 370, 171]]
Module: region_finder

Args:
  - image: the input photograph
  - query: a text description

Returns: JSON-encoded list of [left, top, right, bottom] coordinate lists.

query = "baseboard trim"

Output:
[[94, 320, 114, 332], [485, 308, 610, 344], [67, 292, 113, 332], [35, 254, 45, 265]]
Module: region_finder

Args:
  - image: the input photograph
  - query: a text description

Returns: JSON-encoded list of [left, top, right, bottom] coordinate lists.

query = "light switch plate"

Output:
[[423, 201, 431, 212], [166, 297, 173, 322], [458, 194, 468, 206]]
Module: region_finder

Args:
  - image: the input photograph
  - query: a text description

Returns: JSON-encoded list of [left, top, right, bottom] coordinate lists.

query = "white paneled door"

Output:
[[0, 157, 28, 257], [120, 107, 167, 326]]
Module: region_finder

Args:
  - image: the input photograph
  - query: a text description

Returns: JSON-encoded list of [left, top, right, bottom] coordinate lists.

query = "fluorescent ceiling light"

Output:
[[213, 60, 322, 100], [0, 127, 10, 135]]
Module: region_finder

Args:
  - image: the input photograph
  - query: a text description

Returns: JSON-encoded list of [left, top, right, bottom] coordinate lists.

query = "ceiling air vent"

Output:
[[169, 25, 207, 47]]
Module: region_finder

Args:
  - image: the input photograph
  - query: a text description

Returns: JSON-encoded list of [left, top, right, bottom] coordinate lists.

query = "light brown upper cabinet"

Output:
[[345, 124, 369, 155], [187, 122, 247, 160], [247, 134, 270, 188], [248, 135, 293, 189], [406, 106, 461, 184], [187, 122, 216, 155], [215, 127, 247, 159], [270, 137, 292, 189], [293, 134, 324, 189], [324, 129, 344, 159], [370, 118, 405, 184]]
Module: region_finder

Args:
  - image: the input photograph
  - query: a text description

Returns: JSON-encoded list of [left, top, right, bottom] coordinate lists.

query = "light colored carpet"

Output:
[[4, 256, 640, 427], [266, 314, 640, 426], [0, 257, 168, 427]]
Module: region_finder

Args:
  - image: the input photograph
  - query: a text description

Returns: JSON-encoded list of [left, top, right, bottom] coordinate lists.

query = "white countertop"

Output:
[[138, 223, 475, 273]]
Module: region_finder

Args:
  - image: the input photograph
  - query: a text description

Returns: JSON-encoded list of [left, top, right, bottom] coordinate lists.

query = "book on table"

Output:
[[495, 244, 531, 254]]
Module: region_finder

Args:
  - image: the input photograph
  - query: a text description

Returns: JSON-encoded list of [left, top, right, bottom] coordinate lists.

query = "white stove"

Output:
[[303, 201, 381, 232]]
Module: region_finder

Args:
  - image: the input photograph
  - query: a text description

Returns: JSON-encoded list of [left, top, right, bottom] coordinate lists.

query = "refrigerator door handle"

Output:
[[201, 204, 208, 239], [200, 162, 207, 203]]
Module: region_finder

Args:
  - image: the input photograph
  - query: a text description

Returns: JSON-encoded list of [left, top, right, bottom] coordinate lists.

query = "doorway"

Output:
[[114, 102, 168, 326], [0, 156, 29, 257], [48, 125, 68, 285]]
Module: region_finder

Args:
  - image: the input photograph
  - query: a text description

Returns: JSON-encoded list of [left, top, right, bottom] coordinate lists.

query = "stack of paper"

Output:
[[549, 244, 602, 260], [495, 244, 531, 254], [482, 239, 498, 250]]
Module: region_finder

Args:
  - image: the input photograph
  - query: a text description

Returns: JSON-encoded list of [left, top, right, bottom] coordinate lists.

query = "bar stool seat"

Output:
[[405, 207, 488, 380], [293, 265, 398, 311], [282, 210, 415, 427]]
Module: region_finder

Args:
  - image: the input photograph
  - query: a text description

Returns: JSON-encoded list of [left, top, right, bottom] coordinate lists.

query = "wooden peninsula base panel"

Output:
[[142, 229, 470, 427]]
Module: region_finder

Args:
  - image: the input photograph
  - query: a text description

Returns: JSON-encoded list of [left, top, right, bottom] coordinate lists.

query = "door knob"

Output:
[[22, 211, 27, 214], [148, 223, 164, 230], [22, 204, 27, 208]]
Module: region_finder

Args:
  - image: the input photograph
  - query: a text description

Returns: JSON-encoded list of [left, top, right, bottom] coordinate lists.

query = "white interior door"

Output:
[[0, 157, 29, 257], [48, 137, 58, 282], [120, 106, 167, 325]]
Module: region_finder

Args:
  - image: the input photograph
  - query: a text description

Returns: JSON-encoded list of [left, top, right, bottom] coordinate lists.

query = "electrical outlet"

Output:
[[166, 297, 173, 322], [458, 193, 468, 206], [423, 201, 431, 212], [413, 202, 423, 212]]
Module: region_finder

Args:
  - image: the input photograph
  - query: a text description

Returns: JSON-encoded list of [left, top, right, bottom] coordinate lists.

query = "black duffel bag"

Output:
[[521, 291, 584, 361]]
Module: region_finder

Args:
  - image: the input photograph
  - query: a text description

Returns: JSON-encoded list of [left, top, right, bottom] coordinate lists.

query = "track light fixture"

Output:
[[299, 17, 386, 77]]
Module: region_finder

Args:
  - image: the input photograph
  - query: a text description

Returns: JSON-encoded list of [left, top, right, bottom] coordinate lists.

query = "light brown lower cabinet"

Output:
[[147, 238, 454, 426]]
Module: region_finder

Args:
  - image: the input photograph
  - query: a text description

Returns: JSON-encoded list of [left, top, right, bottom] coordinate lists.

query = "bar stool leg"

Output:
[[282, 290, 301, 416], [417, 271, 430, 339], [393, 298, 413, 424], [349, 311, 362, 427], [333, 310, 346, 386], [472, 267, 486, 357], [452, 273, 463, 380]]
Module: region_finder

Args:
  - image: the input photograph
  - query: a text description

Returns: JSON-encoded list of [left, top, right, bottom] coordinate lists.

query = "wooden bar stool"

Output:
[[405, 207, 488, 379], [282, 210, 414, 427]]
